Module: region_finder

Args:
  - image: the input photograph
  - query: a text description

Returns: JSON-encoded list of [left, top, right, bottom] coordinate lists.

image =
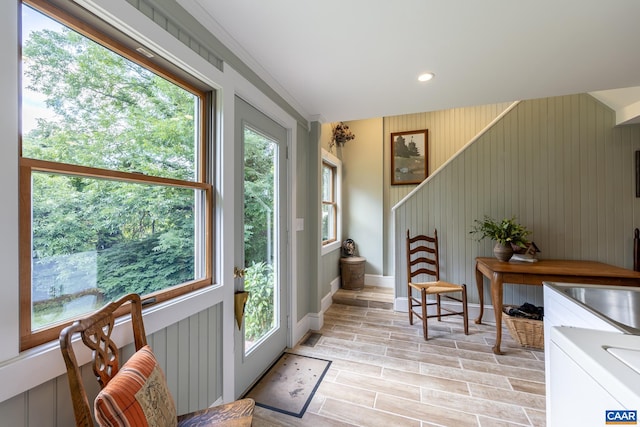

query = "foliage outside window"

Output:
[[321, 149, 341, 249], [20, 1, 213, 350], [242, 128, 277, 346]]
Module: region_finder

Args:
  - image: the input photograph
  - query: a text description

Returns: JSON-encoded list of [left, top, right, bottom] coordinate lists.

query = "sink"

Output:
[[559, 284, 640, 334], [607, 347, 640, 375]]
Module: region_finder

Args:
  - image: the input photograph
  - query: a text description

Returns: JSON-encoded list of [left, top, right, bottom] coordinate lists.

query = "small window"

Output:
[[321, 149, 341, 252], [20, 1, 214, 350], [321, 161, 337, 244]]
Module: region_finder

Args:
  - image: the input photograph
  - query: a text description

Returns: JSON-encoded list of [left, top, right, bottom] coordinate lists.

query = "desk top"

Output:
[[476, 257, 640, 279]]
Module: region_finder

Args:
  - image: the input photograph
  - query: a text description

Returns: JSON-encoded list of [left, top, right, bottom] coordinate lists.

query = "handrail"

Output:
[[392, 101, 521, 211]]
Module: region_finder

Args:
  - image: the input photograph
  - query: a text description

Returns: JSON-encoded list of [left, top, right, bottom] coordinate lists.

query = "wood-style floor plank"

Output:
[[252, 287, 545, 426]]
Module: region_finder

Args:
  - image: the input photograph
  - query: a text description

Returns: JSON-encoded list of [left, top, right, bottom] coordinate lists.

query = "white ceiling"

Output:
[[179, 0, 640, 124]]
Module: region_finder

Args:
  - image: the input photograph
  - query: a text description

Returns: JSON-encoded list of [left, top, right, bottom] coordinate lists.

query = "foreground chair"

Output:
[[406, 229, 469, 339], [59, 293, 254, 427]]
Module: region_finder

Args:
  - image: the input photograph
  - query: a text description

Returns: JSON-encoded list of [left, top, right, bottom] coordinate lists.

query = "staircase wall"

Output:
[[393, 94, 640, 307]]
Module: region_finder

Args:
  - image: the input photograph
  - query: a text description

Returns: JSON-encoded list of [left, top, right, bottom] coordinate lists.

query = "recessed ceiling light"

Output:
[[418, 72, 435, 82]]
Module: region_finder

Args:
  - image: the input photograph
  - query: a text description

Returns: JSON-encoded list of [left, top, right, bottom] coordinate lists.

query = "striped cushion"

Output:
[[94, 345, 177, 427]]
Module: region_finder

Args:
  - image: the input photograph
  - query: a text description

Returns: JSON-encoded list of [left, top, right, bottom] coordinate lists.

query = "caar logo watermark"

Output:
[[606, 410, 637, 425]]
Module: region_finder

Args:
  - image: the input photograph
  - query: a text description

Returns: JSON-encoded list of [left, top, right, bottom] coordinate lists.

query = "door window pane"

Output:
[[243, 128, 278, 353]]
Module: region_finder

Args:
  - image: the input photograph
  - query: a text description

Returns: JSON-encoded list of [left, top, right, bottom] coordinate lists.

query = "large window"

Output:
[[321, 149, 341, 249], [20, 1, 213, 350]]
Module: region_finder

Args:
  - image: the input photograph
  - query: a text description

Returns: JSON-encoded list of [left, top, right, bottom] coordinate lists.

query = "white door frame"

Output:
[[234, 95, 288, 394], [219, 72, 298, 400]]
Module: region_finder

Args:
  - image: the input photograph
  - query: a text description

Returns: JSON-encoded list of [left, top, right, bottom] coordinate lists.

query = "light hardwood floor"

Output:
[[252, 287, 546, 427]]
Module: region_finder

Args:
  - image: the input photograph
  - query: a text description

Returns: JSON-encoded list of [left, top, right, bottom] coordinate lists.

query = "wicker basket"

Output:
[[502, 306, 544, 349]]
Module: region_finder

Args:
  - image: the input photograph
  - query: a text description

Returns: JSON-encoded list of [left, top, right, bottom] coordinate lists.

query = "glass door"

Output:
[[234, 96, 288, 395]]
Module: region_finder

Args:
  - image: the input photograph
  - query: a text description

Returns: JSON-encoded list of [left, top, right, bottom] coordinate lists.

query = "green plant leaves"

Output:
[[470, 216, 530, 247]]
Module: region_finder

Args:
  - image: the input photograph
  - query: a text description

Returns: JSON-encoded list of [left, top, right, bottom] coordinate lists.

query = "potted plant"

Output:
[[329, 122, 355, 151], [470, 216, 531, 261]]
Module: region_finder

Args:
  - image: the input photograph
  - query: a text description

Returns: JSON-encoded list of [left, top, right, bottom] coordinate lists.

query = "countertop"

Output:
[[550, 326, 640, 408]]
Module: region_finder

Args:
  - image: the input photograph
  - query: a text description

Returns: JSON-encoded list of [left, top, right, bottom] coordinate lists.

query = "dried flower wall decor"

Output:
[[329, 122, 355, 150]]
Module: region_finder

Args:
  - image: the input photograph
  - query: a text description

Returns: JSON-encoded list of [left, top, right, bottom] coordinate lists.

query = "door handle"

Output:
[[234, 266, 245, 278]]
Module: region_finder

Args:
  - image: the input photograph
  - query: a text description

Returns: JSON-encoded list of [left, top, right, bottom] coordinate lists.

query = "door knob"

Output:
[[234, 267, 245, 278]]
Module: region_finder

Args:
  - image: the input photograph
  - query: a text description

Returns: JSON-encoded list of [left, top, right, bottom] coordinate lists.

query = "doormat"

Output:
[[244, 353, 332, 418]]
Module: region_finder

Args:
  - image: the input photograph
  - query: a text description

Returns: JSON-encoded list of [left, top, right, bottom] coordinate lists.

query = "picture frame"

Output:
[[391, 129, 428, 185]]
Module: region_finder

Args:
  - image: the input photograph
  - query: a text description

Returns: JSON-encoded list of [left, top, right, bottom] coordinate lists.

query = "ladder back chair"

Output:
[[59, 293, 254, 427], [406, 229, 469, 339]]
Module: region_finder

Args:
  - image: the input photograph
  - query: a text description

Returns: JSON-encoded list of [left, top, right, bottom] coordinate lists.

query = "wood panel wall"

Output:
[[393, 94, 640, 307], [0, 303, 223, 426], [383, 102, 513, 274]]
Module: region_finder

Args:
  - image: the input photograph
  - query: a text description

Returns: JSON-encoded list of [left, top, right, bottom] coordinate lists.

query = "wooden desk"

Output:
[[474, 257, 640, 354]]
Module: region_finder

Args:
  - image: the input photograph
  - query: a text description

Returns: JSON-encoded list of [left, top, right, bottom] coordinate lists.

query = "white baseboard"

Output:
[[334, 274, 394, 289], [293, 315, 310, 346], [364, 274, 394, 288], [394, 296, 409, 312], [294, 277, 341, 345], [330, 276, 340, 296]]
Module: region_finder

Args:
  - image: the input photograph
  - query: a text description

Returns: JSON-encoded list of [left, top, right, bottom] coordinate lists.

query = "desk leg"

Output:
[[491, 271, 504, 355], [474, 261, 484, 324]]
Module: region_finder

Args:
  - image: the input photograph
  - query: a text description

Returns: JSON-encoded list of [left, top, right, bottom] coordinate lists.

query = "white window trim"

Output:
[[0, 0, 231, 401], [321, 148, 341, 256]]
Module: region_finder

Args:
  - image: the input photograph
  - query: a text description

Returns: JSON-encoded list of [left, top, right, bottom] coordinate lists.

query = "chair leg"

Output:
[[462, 284, 469, 335], [408, 286, 414, 326], [421, 288, 428, 340], [436, 294, 442, 321]]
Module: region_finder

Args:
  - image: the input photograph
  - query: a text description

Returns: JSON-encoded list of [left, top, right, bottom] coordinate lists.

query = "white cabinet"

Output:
[[548, 327, 640, 427], [543, 282, 627, 427], [548, 333, 621, 427]]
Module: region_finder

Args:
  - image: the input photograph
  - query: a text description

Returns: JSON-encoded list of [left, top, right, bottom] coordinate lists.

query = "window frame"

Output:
[[321, 161, 337, 244], [19, 0, 215, 350], [321, 149, 341, 255]]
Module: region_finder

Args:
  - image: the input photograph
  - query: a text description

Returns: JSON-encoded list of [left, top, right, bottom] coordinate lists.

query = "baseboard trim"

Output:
[[364, 274, 394, 288], [293, 315, 310, 346], [330, 276, 340, 296], [296, 277, 341, 345]]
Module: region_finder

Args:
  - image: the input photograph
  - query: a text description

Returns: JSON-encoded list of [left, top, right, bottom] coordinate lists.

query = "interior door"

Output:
[[234, 96, 288, 395]]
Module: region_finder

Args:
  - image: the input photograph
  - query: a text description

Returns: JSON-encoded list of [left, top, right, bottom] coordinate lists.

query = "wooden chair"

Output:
[[59, 293, 254, 427], [406, 229, 469, 339]]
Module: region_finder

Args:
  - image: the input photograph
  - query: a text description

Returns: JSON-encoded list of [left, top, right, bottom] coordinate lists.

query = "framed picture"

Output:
[[391, 129, 428, 185]]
